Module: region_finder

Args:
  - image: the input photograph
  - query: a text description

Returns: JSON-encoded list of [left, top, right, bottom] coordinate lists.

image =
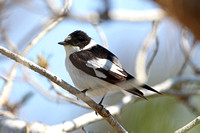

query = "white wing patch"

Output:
[[86, 58, 126, 78], [93, 69, 107, 78]]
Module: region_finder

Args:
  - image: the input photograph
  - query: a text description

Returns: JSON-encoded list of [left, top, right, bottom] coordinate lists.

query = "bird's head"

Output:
[[58, 30, 92, 54]]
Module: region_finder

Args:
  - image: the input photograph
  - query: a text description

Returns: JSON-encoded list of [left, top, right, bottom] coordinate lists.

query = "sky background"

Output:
[[0, 0, 200, 132]]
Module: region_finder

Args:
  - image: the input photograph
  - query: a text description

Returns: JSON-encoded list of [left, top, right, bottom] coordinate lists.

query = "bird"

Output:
[[58, 30, 160, 103]]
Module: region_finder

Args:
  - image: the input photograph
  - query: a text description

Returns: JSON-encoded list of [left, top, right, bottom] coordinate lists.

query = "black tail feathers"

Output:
[[126, 84, 160, 99], [126, 88, 147, 100], [140, 84, 161, 94]]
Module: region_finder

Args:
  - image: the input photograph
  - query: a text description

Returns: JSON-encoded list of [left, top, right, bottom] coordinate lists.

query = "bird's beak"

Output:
[[58, 41, 67, 45]]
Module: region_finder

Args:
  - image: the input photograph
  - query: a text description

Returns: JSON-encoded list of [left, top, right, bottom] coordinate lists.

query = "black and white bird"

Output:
[[58, 30, 159, 100]]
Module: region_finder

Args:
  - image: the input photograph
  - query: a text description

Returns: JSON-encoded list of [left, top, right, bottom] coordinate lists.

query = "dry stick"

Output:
[[0, 0, 70, 108], [69, 9, 166, 22], [175, 116, 200, 133], [24, 70, 90, 108], [0, 17, 65, 108], [181, 99, 200, 116], [92, 22, 109, 49], [49, 81, 90, 109], [1, 75, 200, 132], [0, 25, 18, 108], [135, 21, 160, 83], [0, 74, 8, 81], [60, 74, 200, 131], [1, 27, 18, 53], [178, 28, 197, 75], [22, 68, 67, 103], [0, 64, 18, 108], [0, 46, 127, 133], [44, 0, 59, 14], [146, 35, 159, 75], [108, 9, 165, 22], [1, 71, 200, 132]]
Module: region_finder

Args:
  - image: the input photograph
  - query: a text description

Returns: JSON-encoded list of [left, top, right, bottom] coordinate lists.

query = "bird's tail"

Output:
[[140, 84, 161, 94], [126, 88, 147, 100], [126, 84, 160, 99]]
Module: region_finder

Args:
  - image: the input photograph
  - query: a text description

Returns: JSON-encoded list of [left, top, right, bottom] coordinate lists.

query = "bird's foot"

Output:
[[81, 89, 89, 94], [95, 95, 105, 115], [77, 89, 89, 100]]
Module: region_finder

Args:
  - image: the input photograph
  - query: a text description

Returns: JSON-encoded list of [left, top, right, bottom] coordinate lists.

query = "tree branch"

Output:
[[175, 116, 200, 133], [0, 46, 127, 132], [69, 9, 166, 22], [135, 21, 160, 82]]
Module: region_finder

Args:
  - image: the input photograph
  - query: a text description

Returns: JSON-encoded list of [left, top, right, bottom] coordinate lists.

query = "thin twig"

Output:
[[92, 22, 108, 49], [69, 9, 166, 22], [146, 34, 159, 75], [60, 0, 72, 15], [0, 74, 8, 81], [108, 9, 165, 22], [175, 116, 200, 133], [44, 0, 59, 14], [49, 81, 90, 109], [0, 63, 18, 108], [59, 74, 200, 131], [21, 17, 64, 57], [178, 28, 197, 75], [0, 27, 18, 53], [0, 0, 71, 108], [181, 98, 200, 116], [135, 21, 160, 83]]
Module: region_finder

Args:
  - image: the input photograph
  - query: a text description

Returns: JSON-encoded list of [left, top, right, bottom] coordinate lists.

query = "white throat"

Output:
[[64, 45, 80, 57]]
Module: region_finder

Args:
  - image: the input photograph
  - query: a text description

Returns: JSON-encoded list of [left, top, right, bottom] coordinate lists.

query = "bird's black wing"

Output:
[[69, 45, 159, 98], [69, 45, 131, 83]]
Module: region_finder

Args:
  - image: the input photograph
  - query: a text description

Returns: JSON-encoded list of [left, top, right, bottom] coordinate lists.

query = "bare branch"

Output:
[[61, 74, 200, 131], [0, 46, 127, 132], [0, 0, 70, 108], [0, 17, 64, 108], [178, 28, 197, 75], [146, 35, 159, 75], [135, 21, 160, 83], [153, 75, 200, 92], [0, 63, 18, 108], [21, 17, 64, 57], [175, 116, 200, 133], [1, 44, 200, 132], [92, 22, 108, 49], [60, 0, 72, 15], [181, 98, 200, 116], [49, 81, 90, 109], [0, 27, 18, 53], [69, 9, 166, 22], [109, 9, 166, 22], [44, 0, 59, 14], [0, 74, 8, 81]]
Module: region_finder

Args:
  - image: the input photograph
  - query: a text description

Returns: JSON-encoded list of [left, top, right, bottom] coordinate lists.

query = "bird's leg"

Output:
[[98, 95, 105, 106], [81, 89, 89, 94], [77, 89, 89, 100], [95, 94, 106, 115]]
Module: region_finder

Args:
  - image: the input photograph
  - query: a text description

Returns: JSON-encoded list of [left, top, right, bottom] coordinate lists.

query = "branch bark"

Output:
[[0, 46, 127, 132], [175, 116, 200, 133]]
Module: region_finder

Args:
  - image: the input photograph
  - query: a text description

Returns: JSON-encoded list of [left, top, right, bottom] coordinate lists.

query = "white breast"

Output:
[[65, 57, 121, 97]]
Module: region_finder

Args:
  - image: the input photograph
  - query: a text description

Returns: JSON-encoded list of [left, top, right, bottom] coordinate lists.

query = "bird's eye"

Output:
[[65, 36, 71, 42]]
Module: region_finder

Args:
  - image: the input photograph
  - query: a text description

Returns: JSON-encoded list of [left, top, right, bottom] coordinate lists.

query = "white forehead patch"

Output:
[[86, 58, 126, 77], [65, 35, 71, 41]]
